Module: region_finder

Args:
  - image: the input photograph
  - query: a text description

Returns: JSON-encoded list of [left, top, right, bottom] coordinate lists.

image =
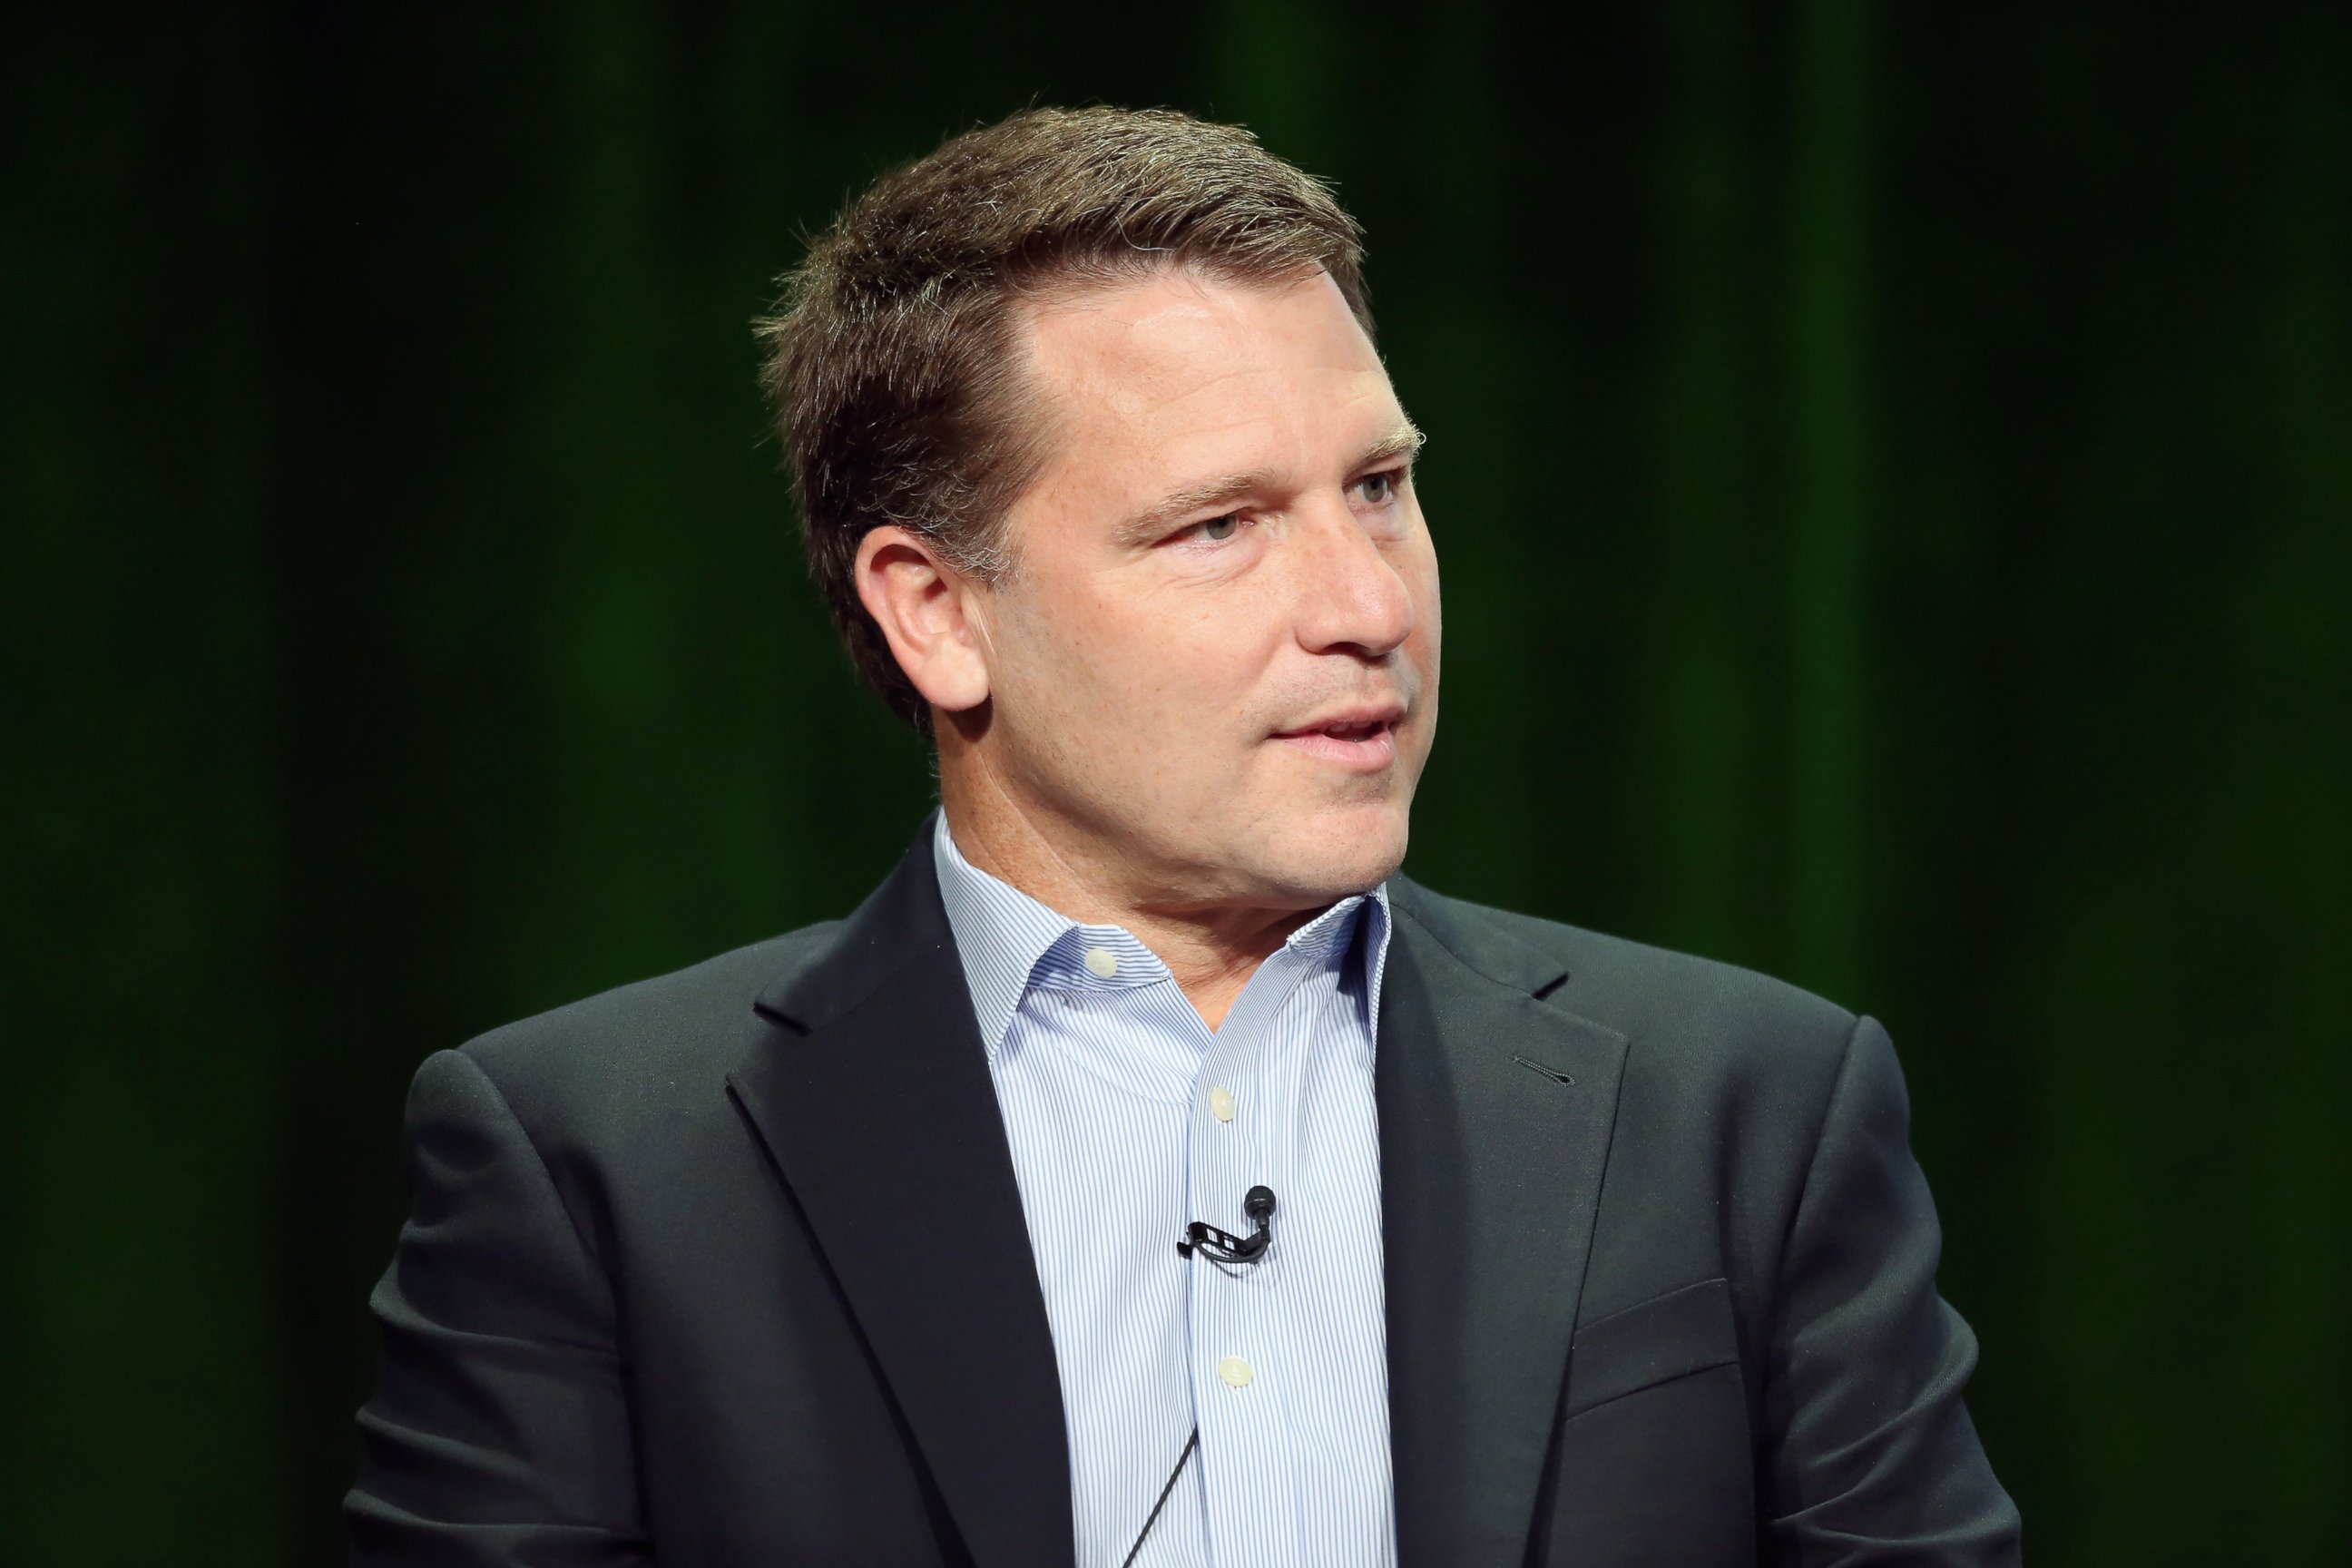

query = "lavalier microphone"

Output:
[[1177, 1184, 1276, 1264]]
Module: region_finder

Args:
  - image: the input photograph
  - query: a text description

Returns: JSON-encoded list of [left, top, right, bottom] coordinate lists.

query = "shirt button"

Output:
[[1217, 1355, 1253, 1389], [1208, 1085, 1237, 1122], [1083, 946, 1119, 979]]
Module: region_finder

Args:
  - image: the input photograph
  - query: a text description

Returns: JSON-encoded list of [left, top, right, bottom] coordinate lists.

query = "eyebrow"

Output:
[[1112, 419, 1427, 546]]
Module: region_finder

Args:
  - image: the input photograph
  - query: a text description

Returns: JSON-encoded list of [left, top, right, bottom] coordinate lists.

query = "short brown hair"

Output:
[[758, 105, 1371, 730]]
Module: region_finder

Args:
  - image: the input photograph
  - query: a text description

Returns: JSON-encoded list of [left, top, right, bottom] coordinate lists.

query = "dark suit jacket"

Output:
[[347, 820, 2021, 1566]]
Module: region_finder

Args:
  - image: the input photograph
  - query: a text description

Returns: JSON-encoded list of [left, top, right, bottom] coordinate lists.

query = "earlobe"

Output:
[[853, 526, 993, 713]]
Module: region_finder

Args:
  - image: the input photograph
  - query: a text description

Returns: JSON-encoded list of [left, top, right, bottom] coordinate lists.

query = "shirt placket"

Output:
[[1188, 951, 1305, 1568]]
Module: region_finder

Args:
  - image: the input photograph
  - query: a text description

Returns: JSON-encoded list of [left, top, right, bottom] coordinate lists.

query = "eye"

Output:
[[1192, 514, 1240, 543], [1355, 469, 1402, 506]]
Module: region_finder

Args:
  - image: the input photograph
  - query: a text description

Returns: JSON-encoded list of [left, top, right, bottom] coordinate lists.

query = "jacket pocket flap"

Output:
[[1563, 1276, 1739, 1418]]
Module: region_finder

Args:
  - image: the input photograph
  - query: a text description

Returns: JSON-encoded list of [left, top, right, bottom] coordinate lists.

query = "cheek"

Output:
[[1112, 589, 1280, 728], [996, 576, 1268, 744], [1404, 540, 1443, 665]]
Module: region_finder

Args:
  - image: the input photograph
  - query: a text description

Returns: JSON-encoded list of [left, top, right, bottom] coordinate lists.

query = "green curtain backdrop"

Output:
[[5, 4, 2347, 1563]]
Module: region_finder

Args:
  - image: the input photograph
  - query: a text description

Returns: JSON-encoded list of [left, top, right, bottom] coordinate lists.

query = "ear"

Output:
[[853, 526, 994, 714]]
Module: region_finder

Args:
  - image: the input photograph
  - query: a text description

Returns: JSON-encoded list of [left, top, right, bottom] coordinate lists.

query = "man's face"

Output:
[[964, 265, 1441, 911]]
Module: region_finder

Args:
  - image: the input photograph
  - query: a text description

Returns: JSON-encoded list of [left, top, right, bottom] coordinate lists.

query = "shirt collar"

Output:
[[930, 812, 1393, 1054], [933, 813, 1075, 1053]]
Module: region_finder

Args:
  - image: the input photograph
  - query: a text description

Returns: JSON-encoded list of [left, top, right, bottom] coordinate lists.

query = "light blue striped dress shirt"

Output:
[[931, 815, 1398, 1568]]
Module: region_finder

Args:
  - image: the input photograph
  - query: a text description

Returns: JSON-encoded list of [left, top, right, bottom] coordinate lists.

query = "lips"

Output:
[[1273, 701, 1407, 740], [1269, 704, 1406, 770]]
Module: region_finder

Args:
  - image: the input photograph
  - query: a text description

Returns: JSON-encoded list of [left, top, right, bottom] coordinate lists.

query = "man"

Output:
[[347, 107, 2020, 1566]]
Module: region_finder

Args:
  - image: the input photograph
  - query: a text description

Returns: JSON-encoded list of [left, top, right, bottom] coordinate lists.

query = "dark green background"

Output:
[[6, 2, 2347, 1563]]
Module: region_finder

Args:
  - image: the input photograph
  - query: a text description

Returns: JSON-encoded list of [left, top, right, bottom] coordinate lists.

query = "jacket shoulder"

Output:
[[445, 918, 842, 1129], [1395, 879, 1861, 1074]]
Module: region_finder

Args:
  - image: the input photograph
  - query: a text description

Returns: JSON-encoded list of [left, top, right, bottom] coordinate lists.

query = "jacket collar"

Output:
[[1377, 878, 1630, 1567], [734, 825, 1077, 1568]]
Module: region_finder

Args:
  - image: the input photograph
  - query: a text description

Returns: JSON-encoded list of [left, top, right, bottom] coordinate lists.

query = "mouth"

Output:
[[1269, 706, 1406, 772]]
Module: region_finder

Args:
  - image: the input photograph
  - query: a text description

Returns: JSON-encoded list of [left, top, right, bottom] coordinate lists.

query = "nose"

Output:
[[1292, 498, 1416, 660]]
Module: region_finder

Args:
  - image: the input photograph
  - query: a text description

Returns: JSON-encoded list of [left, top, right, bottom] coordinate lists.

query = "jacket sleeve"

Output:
[[345, 1048, 652, 1566], [1761, 1016, 2024, 1565]]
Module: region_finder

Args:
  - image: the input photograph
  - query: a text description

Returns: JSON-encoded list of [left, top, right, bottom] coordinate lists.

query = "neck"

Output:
[[936, 750, 1317, 1032]]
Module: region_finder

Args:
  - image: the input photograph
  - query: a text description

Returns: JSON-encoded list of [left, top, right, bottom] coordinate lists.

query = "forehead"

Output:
[[1014, 267, 1400, 482]]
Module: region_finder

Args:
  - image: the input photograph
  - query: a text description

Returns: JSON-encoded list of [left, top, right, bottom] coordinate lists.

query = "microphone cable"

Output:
[[1120, 1426, 1198, 1568]]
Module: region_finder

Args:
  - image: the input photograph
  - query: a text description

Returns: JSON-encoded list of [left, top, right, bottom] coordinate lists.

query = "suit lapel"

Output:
[[1379, 883, 1631, 1568], [729, 829, 1073, 1568]]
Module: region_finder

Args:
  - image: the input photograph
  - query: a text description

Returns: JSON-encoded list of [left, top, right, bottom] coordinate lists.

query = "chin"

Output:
[[1255, 801, 1410, 901]]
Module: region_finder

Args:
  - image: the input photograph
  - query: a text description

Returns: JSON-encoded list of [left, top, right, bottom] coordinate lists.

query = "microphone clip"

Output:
[[1177, 1185, 1277, 1265]]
